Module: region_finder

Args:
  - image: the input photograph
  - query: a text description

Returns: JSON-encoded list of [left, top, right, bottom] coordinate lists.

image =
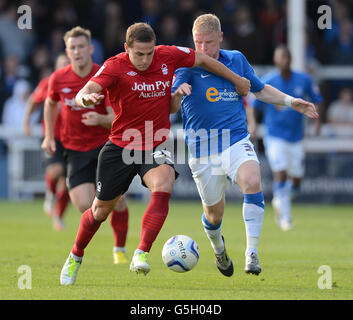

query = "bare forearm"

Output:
[[76, 80, 103, 107], [254, 84, 288, 105], [99, 113, 115, 129], [43, 98, 58, 139], [23, 96, 39, 123], [254, 84, 319, 119], [170, 93, 183, 114], [246, 106, 256, 125]]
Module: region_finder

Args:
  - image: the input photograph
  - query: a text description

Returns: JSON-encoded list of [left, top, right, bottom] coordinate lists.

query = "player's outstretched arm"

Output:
[[170, 83, 192, 113], [193, 52, 250, 96], [76, 80, 104, 107], [254, 84, 319, 119], [41, 97, 58, 156]]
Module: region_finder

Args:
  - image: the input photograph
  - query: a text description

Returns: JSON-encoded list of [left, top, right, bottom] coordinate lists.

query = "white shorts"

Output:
[[264, 135, 304, 178], [188, 136, 259, 207]]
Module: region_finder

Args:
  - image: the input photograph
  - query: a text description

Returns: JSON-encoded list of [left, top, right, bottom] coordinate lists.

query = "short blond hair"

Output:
[[192, 14, 221, 34], [64, 26, 91, 44]]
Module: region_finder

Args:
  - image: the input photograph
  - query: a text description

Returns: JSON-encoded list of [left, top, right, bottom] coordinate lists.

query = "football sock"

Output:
[[110, 208, 129, 248], [287, 180, 300, 200], [113, 246, 126, 253], [201, 212, 224, 255], [45, 173, 56, 194], [71, 208, 102, 257], [243, 192, 265, 256], [54, 188, 70, 218], [273, 181, 291, 222], [138, 192, 171, 252]]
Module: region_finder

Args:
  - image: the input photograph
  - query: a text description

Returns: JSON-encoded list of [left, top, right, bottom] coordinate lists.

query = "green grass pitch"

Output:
[[0, 199, 352, 300]]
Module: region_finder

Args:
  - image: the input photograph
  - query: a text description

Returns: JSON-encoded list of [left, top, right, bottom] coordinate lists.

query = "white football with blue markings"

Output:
[[162, 235, 200, 273]]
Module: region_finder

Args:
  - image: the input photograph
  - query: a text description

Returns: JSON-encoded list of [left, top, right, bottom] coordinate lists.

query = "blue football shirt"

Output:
[[252, 70, 323, 142], [172, 49, 264, 157]]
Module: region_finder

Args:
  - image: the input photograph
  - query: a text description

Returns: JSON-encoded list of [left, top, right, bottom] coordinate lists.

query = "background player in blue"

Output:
[[171, 14, 318, 277], [251, 45, 323, 231]]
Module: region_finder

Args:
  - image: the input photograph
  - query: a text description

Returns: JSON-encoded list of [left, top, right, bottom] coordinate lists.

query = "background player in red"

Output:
[[59, 22, 250, 285], [23, 53, 71, 231], [41, 27, 129, 265]]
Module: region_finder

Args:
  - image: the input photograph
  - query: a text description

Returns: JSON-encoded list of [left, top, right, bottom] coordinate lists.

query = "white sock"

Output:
[[276, 183, 292, 223], [273, 182, 292, 222], [201, 213, 224, 255], [243, 193, 265, 256], [113, 246, 126, 253]]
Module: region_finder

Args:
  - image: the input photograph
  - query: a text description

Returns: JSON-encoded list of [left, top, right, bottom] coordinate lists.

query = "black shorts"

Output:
[[43, 139, 66, 166], [96, 140, 178, 201], [64, 145, 104, 190]]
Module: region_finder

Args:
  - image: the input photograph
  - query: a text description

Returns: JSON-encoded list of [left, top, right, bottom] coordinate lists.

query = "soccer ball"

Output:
[[162, 235, 200, 273]]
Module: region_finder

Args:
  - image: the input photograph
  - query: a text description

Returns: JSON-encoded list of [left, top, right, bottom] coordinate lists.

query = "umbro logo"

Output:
[[127, 71, 137, 76], [62, 87, 72, 93], [201, 74, 211, 78]]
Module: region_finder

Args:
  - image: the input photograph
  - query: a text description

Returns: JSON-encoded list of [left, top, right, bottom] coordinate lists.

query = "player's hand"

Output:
[[291, 98, 319, 119], [41, 137, 56, 156], [81, 111, 103, 126], [235, 77, 250, 96], [82, 93, 105, 106], [174, 83, 192, 97]]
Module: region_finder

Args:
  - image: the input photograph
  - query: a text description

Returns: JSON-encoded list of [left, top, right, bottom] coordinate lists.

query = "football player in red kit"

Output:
[[23, 54, 70, 231], [60, 22, 250, 285], [41, 27, 129, 265]]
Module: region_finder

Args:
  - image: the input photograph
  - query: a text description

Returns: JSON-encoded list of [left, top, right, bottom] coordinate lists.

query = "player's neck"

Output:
[[72, 60, 93, 78], [280, 69, 291, 79]]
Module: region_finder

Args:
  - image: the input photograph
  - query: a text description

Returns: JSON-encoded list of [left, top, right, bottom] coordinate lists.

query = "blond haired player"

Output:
[[171, 14, 318, 276]]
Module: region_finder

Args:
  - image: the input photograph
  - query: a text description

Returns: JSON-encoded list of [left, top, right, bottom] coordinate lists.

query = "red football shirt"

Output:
[[32, 77, 61, 139], [91, 45, 196, 150], [48, 64, 110, 151]]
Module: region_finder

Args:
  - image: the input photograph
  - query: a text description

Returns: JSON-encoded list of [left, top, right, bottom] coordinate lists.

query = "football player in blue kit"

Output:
[[171, 14, 319, 276], [251, 45, 323, 231]]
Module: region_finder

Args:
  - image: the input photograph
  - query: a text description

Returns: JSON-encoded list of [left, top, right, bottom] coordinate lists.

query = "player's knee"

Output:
[[91, 200, 112, 222], [159, 179, 174, 193], [241, 175, 261, 194], [76, 201, 91, 213], [46, 163, 64, 180], [204, 201, 224, 225], [205, 213, 223, 225], [114, 196, 127, 211], [148, 175, 175, 193], [144, 165, 175, 193]]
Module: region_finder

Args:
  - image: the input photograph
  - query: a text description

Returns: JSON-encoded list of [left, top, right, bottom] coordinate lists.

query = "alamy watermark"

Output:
[[17, 265, 32, 289], [317, 265, 332, 289], [118, 122, 235, 176], [17, 5, 32, 30], [317, 5, 332, 30]]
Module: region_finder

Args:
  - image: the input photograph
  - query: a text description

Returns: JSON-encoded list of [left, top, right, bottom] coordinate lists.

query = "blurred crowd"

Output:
[[0, 0, 353, 130]]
